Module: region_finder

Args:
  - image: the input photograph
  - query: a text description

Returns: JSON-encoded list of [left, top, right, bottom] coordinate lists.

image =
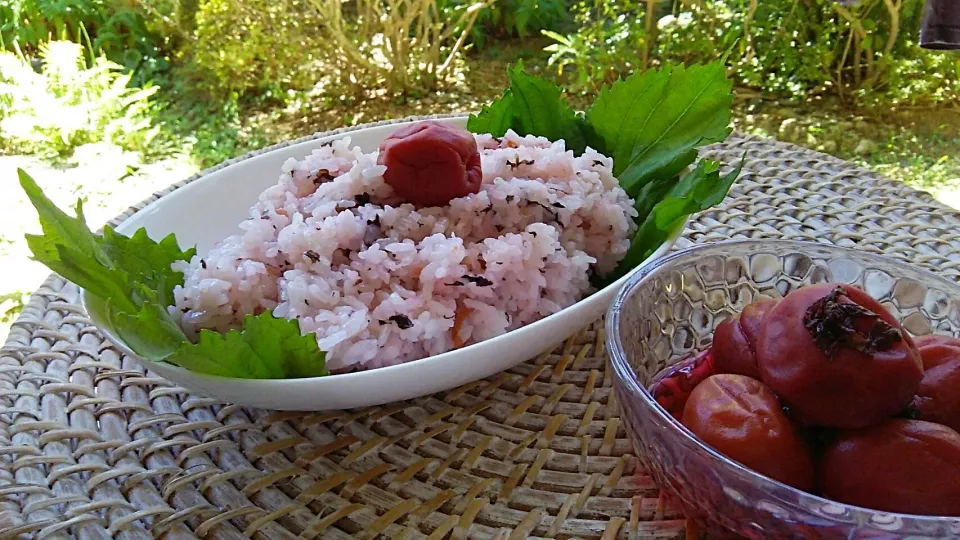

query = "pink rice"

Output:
[[169, 130, 637, 372]]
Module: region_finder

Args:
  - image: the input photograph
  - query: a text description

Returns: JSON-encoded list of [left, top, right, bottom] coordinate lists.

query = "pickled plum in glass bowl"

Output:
[[607, 240, 960, 539]]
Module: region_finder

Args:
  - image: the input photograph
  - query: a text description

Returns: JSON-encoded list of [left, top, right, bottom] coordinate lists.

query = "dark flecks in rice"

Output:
[[200, 259, 207, 269], [312, 169, 334, 185], [463, 275, 494, 287], [181, 307, 190, 313], [304, 250, 321, 263], [505, 195, 515, 202], [355, 192, 372, 206], [304, 299, 310, 306], [533, 202, 558, 221], [552, 202, 565, 208], [592, 160, 604, 167], [447, 280, 465, 286], [367, 215, 381, 226], [363, 223, 381, 247], [506, 156, 535, 170], [384, 314, 414, 329]]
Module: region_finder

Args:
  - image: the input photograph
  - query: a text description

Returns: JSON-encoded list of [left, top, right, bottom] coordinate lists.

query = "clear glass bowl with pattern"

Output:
[[606, 239, 960, 539]]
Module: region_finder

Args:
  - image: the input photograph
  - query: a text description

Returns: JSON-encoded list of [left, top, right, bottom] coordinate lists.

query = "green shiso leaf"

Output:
[[18, 169, 327, 379], [188, 313, 328, 379], [585, 62, 733, 198], [615, 157, 744, 276], [101, 227, 196, 308], [467, 88, 517, 138], [465, 60, 740, 281], [109, 300, 189, 360], [21, 170, 137, 313], [468, 64, 588, 154]]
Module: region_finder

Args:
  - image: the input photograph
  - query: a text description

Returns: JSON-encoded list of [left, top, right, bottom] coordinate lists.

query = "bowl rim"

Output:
[[606, 238, 960, 523], [78, 115, 689, 387]]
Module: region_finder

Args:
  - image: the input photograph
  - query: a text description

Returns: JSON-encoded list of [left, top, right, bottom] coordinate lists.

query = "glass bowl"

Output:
[[606, 239, 960, 539]]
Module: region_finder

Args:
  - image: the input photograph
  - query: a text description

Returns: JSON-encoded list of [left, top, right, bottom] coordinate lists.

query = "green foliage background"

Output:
[[0, 0, 956, 165]]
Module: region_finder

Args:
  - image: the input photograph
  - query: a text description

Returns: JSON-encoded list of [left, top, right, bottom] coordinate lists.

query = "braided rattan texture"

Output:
[[2, 117, 959, 540]]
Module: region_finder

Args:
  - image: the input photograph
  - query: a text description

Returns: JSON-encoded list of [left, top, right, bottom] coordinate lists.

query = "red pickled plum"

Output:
[[819, 419, 960, 516], [910, 337, 960, 432], [377, 121, 483, 207], [712, 298, 777, 378], [651, 350, 716, 420], [681, 374, 814, 490], [915, 334, 960, 348], [915, 334, 960, 370], [757, 283, 922, 429]]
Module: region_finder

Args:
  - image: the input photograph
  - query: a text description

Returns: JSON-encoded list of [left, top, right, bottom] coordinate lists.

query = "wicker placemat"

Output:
[[2, 117, 959, 540]]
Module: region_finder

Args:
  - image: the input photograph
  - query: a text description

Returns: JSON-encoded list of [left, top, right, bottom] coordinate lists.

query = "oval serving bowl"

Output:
[[607, 239, 960, 539], [82, 116, 686, 411]]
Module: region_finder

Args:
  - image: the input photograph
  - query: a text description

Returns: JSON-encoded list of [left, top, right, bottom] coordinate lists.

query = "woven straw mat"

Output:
[[2, 115, 959, 540]]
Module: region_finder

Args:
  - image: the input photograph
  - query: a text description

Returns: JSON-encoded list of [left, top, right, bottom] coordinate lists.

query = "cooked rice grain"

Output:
[[170, 130, 637, 372]]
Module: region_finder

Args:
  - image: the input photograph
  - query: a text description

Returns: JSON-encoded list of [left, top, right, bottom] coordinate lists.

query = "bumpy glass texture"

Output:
[[607, 240, 960, 539]]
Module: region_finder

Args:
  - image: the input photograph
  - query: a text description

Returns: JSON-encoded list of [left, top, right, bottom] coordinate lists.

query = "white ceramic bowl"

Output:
[[82, 116, 685, 411]]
